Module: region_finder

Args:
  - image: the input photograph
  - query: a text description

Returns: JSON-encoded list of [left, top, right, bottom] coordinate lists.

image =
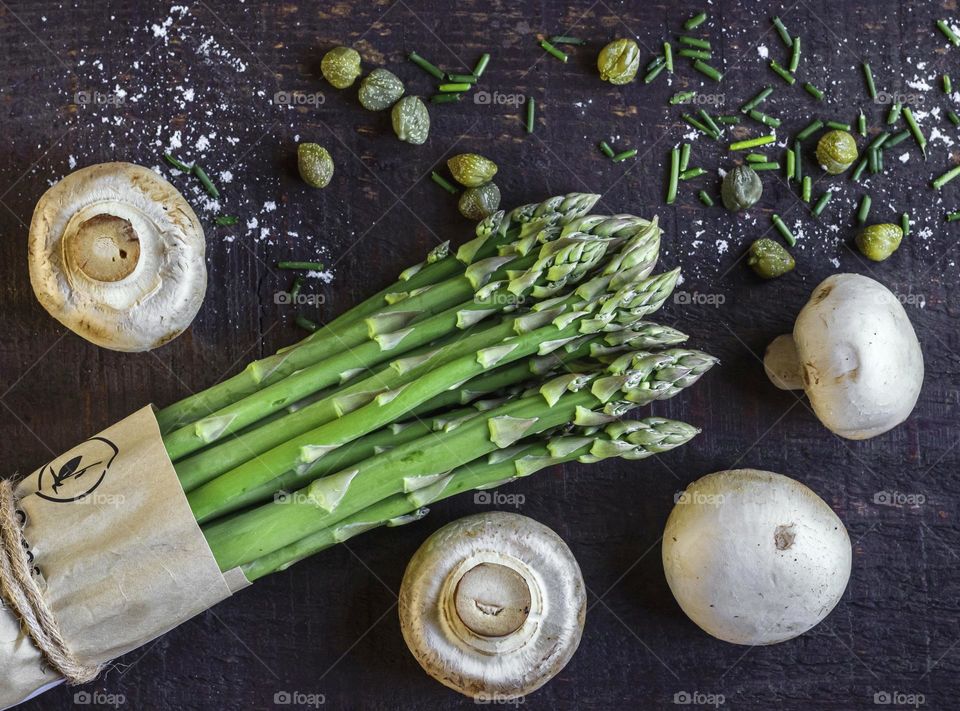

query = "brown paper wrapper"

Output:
[[0, 406, 249, 708]]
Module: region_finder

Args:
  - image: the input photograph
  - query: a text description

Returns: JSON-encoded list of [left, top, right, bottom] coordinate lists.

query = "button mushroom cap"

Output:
[[662, 469, 852, 646], [398, 512, 586, 701], [764, 273, 923, 439], [28, 162, 207, 352]]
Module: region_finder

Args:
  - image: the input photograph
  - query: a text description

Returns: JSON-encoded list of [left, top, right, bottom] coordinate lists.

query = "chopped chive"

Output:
[[431, 93, 462, 103], [812, 190, 833, 217], [682, 113, 719, 139], [289, 275, 305, 301], [670, 91, 697, 105], [548, 35, 585, 45], [887, 101, 902, 125], [446, 73, 477, 83], [862, 62, 877, 100], [680, 167, 706, 180], [794, 141, 803, 184], [771, 214, 796, 246], [214, 215, 238, 226], [868, 148, 880, 174], [857, 194, 872, 224], [409, 51, 445, 80], [664, 42, 674, 72], [539, 39, 568, 62], [192, 164, 219, 198], [473, 53, 491, 77], [679, 143, 691, 172], [296, 315, 319, 333], [769, 60, 796, 85], [803, 83, 824, 101], [693, 59, 722, 82], [717, 115, 741, 124], [439, 82, 472, 92], [786, 148, 795, 180], [646, 55, 666, 71], [678, 48, 712, 60], [745, 152, 768, 163], [876, 148, 884, 174], [526, 97, 535, 133], [883, 130, 910, 149], [858, 110, 867, 137], [772, 16, 793, 47], [749, 109, 781, 128], [902, 106, 927, 156], [901, 212, 910, 236], [613, 148, 638, 162], [950, 110, 960, 126], [698, 109, 723, 136], [750, 161, 780, 171], [947, 211, 960, 222], [866, 132, 890, 152], [164, 153, 192, 172], [644, 62, 667, 83], [431, 171, 459, 194], [599, 140, 615, 158], [796, 119, 824, 141], [741, 86, 774, 114], [945, 74, 953, 94], [826, 121, 851, 131], [684, 11, 708, 30], [666, 147, 680, 204], [802, 176, 812, 202], [698, 190, 714, 206], [278, 261, 325, 271], [932, 164, 960, 189], [789, 36, 802, 72], [937, 19, 960, 47], [851, 157, 869, 181], [679, 36, 711, 50], [729, 134, 777, 150]]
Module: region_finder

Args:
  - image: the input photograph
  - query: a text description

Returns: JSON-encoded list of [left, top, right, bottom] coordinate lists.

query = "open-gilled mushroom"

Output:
[[763, 273, 923, 439], [398, 512, 585, 701], [28, 162, 207, 352]]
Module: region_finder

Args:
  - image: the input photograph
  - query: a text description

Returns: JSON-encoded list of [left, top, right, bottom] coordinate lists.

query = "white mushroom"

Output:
[[398, 512, 585, 701], [28, 162, 207, 352], [763, 273, 923, 439], [662, 469, 851, 646]]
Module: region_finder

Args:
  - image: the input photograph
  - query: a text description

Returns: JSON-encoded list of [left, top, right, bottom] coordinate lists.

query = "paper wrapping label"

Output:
[[0, 406, 249, 708]]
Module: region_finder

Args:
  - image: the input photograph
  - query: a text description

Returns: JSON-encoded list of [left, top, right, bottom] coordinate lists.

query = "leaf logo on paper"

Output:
[[36, 437, 119, 503]]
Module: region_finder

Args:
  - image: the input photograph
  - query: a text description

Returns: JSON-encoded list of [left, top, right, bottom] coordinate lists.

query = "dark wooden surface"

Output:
[[1, 0, 958, 709]]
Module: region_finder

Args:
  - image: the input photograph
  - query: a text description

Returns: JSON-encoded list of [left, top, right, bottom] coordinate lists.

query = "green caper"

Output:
[[447, 153, 498, 187], [748, 238, 795, 279], [597, 38, 640, 84], [321, 46, 362, 89], [391, 96, 430, 145], [721, 165, 763, 211], [856, 223, 903, 261], [358, 68, 405, 111], [297, 143, 334, 188], [816, 130, 858, 174], [458, 182, 501, 221]]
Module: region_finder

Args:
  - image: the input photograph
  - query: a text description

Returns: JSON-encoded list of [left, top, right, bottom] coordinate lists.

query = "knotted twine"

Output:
[[0, 478, 101, 685]]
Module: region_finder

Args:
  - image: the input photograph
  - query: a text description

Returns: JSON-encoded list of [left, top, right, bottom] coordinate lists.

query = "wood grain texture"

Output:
[[1, 0, 957, 708]]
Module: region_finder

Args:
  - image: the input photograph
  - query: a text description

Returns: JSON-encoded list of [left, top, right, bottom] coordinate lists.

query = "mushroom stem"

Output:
[[453, 562, 532, 638], [763, 333, 804, 391]]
